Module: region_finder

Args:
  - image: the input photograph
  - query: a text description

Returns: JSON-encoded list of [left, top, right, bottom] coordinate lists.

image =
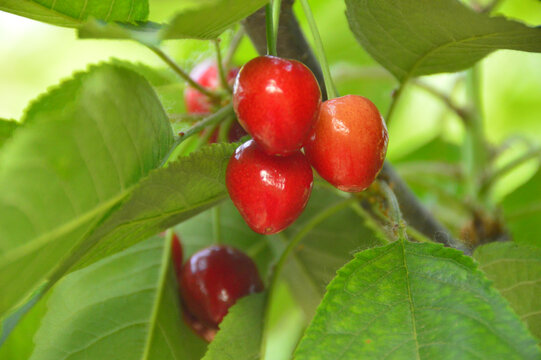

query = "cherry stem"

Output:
[[218, 116, 234, 143], [260, 197, 357, 359], [272, 0, 282, 50], [224, 27, 245, 69], [148, 45, 222, 101], [298, 0, 337, 99], [265, 3, 277, 56], [213, 39, 232, 93], [160, 104, 235, 166], [378, 180, 408, 240]]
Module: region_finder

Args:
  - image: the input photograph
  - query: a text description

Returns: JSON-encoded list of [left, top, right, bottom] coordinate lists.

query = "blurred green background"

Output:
[[0, 1, 540, 358]]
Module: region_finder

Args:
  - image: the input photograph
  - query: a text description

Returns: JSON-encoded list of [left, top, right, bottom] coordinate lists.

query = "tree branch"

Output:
[[242, 1, 468, 254]]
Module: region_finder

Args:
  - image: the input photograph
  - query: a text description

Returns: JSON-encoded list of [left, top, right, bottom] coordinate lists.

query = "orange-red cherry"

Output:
[[304, 95, 388, 192], [179, 245, 264, 328], [184, 60, 238, 114], [226, 140, 313, 234], [233, 55, 321, 155]]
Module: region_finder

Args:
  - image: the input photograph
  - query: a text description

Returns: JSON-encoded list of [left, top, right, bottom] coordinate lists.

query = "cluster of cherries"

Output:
[[170, 233, 264, 342], [226, 55, 389, 234]]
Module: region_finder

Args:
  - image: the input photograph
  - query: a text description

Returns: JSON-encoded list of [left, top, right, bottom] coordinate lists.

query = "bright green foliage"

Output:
[[0, 0, 148, 28], [0, 119, 18, 150], [79, 0, 268, 42], [294, 241, 540, 359], [176, 199, 276, 280], [203, 293, 266, 360], [72, 143, 237, 271], [162, 0, 268, 39], [281, 188, 388, 317], [345, 0, 541, 81], [0, 64, 173, 319], [501, 170, 541, 248], [31, 237, 206, 360], [475, 242, 541, 344]]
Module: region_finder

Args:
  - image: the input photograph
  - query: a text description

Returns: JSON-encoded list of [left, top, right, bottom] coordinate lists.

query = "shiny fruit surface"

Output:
[[304, 95, 388, 192], [233, 55, 321, 155], [226, 140, 313, 234], [179, 245, 264, 328]]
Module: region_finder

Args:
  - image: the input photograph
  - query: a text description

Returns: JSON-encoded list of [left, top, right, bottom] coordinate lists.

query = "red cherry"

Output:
[[180, 245, 264, 328], [184, 60, 239, 114], [304, 95, 388, 192], [170, 233, 183, 279], [233, 55, 321, 155], [226, 140, 313, 234], [181, 306, 217, 342]]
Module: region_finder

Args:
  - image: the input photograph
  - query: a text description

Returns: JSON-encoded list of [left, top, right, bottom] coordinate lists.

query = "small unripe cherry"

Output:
[[233, 55, 321, 155], [184, 60, 239, 114], [226, 140, 313, 234], [179, 245, 264, 328], [304, 95, 388, 192]]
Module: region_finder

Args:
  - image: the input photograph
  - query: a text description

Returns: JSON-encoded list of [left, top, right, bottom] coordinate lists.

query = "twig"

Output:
[[213, 39, 232, 93], [480, 146, 541, 195], [147, 46, 221, 101], [413, 80, 471, 125]]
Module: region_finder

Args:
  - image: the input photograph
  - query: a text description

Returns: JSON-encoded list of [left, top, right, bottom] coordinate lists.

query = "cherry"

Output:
[[207, 120, 248, 144], [233, 55, 321, 155], [304, 95, 388, 192], [184, 60, 239, 114], [170, 233, 183, 279], [179, 245, 264, 328], [226, 140, 313, 234]]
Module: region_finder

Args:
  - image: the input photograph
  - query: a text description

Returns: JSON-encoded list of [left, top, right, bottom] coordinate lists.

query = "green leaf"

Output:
[[30, 237, 206, 360], [79, 0, 269, 41], [0, 291, 49, 360], [501, 170, 541, 248], [0, 119, 19, 150], [281, 187, 388, 317], [475, 242, 541, 344], [161, 0, 268, 40], [295, 241, 540, 359], [345, 0, 541, 81], [72, 143, 237, 271], [0, 0, 148, 28], [0, 63, 173, 318], [203, 292, 266, 360]]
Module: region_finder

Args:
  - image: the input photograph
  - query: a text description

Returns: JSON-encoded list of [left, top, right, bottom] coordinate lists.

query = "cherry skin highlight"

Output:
[[304, 95, 388, 192], [226, 140, 313, 234], [184, 60, 239, 114], [233, 55, 321, 155], [179, 245, 264, 328]]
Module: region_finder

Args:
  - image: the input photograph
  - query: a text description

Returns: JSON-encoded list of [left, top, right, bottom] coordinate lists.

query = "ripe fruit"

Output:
[[304, 95, 388, 192], [180, 245, 264, 328], [233, 55, 321, 155], [170, 233, 183, 279], [207, 120, 247, 144], [226, 140, 313, 234], [184, 60, 239, 114]]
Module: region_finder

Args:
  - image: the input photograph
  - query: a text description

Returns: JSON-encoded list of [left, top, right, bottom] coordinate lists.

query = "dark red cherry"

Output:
[[226, 140, 313, 234], [179, 245, 264, 328], [304, 95, 388, 192], [170, 233, 183, 279], [207, 120, 248, 144], [182, 306, 217, 342], [232, 55, 321, 155], [184, 60, 239, 114]]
